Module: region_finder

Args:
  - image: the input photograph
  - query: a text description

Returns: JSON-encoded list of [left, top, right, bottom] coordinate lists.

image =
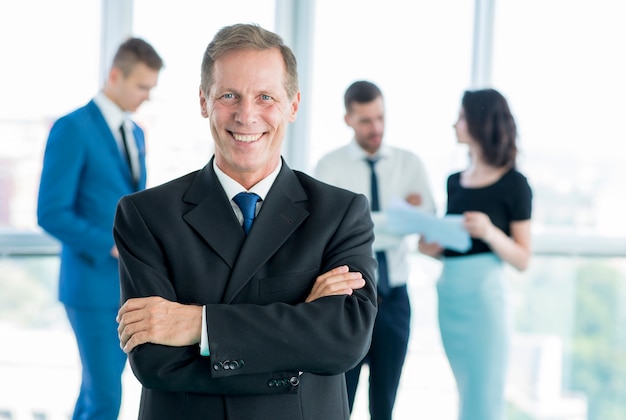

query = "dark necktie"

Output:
[[366, 158, 391, 297], [233, 192, 261, 235], [119, 124, 138, 190]]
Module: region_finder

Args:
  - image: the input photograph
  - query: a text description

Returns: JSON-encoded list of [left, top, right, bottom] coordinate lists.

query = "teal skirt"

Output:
[[438, 253, 510, 420]]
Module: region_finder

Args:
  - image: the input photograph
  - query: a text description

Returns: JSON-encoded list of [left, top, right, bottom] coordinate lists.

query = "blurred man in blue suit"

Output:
[[37, 37, 163, 420]]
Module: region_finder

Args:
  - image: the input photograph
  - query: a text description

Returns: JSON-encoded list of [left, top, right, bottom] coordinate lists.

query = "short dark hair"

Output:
[[344, 80, 383, 112], [200, 23, 299, 99], [112, 37, 164, 76], [462, 88, 517, 168]]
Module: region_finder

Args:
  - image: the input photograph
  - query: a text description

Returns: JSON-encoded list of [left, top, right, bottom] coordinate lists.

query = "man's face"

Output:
[[109, 62, 160, 113], [199, 48, 300, 187], [345, 96, 385, 155]]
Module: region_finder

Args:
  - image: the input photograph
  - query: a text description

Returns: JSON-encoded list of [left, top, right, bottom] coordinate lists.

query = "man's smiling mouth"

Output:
[[232, 132, 263, 143]]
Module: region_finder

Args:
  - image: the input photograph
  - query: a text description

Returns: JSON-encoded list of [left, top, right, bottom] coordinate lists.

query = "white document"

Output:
[[384, 200, 471, 253], [369, 211, 407, 251]]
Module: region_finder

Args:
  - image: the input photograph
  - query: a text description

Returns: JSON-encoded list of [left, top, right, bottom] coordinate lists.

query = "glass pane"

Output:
[[309, 0, 475, 209], [508, 255, 626, 420], [491, 0, 626, 236], [0, 0, 100, 230], [0, 256, 64, 328]]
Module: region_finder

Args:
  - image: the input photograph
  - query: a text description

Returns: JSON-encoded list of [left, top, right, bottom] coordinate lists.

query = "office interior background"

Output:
[[1, 0, 625, 419]]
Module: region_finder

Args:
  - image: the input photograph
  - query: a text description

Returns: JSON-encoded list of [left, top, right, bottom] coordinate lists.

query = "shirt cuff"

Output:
[[200, 305, 210, 356]]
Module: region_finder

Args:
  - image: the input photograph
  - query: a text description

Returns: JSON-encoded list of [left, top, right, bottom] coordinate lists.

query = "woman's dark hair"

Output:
[[462, 88, 517, 167]]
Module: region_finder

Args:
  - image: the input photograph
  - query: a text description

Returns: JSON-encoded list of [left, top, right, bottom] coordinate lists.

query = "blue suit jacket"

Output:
[[38, 99, 146, 308]]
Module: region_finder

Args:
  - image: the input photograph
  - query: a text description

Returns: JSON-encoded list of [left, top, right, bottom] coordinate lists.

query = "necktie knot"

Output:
[[366, 157, 379, 169], [233, 192, 261, 235]]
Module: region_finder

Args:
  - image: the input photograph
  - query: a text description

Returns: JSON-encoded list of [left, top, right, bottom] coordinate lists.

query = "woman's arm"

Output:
[[465, 212, 531, 271]]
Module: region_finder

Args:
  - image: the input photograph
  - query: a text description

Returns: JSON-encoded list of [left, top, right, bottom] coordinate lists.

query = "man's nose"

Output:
[[235, 98, 258, 124]]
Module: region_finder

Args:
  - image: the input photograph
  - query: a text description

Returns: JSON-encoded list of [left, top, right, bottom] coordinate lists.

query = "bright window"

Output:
[[0, 0, 100, 229], [491, 0, 626, 236], [309, 1, 475, 210]]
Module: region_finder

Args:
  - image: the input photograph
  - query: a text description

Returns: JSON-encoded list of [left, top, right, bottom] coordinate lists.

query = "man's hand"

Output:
[[116, 296, 202, 353], [306, 265, 366, 303], [418, 236, 443, 258]]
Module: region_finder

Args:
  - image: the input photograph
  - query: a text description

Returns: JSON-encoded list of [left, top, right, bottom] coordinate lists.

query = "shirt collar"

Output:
[[213, 159, 282, 201], [347, 138, 391, 161], [93, 91, 130, 132]]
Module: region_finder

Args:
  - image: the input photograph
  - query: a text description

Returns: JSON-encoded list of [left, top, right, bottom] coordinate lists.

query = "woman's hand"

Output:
[[463, 211, 495, 241]]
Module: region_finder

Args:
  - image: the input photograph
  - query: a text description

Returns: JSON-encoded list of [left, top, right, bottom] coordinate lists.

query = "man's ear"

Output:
[[199, 88, 209, 118], [109, 66, 123, 85], [288, 91, 301, 122]]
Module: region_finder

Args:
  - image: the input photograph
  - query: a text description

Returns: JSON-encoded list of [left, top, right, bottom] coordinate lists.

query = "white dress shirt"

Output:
[[314, 139, 436, 287], [214, 159, 281, 223]]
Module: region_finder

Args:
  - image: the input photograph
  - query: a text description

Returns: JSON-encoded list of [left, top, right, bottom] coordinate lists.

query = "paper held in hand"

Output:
[[384, 200, 471, 253]]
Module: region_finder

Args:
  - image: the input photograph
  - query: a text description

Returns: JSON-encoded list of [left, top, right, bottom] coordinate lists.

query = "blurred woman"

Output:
[[419, 88, 532, 420]]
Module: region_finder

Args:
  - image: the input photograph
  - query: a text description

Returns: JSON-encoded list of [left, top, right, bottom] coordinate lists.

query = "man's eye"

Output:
[[261, 94, 272, 101], [223, 93, 235, 99]]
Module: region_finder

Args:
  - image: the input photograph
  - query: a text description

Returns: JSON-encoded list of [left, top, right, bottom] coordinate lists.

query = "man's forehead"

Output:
[[211, 50, 287, 92]]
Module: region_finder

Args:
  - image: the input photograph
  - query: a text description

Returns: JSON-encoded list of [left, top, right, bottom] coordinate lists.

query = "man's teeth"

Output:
[[233, 133, 261, 142]]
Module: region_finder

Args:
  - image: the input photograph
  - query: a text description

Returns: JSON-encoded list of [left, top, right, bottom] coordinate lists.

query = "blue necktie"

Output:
[[233, 192, 261, 235], [366, 158, 391, 297]]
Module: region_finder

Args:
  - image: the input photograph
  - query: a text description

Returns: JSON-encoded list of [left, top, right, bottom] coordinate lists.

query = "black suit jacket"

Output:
[[114, 158, 378, 420]]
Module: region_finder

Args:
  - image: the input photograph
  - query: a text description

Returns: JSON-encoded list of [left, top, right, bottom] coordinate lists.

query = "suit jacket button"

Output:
[[212, 362, 222, 371], [289, 376, 300, 386]]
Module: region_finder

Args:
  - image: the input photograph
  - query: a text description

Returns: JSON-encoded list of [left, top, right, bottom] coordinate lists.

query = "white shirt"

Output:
[[213, 159, 281, 223], [314, 139, 436, 287], [93, 92, 140, 181]]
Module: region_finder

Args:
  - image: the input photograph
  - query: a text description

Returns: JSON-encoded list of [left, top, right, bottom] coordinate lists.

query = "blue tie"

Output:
[[233, 192, 261, 235], [366, 158, 391, 297]]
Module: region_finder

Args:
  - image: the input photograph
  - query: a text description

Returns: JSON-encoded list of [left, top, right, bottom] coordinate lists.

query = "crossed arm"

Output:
[[117, 265, 366, 353]]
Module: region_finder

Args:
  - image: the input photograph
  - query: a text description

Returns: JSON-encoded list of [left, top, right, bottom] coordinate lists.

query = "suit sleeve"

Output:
[[114, 191, 377, 396]]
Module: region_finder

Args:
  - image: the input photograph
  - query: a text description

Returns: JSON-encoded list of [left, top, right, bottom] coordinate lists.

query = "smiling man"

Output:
[[113, 24, 378, 420]]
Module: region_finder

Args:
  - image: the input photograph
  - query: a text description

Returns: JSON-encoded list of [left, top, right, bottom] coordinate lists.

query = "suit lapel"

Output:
[[183, 163, 246, 268], [181, 161, 310, 303], [87, 101, 120, 157], [223, 163, 310, 303], [87, 100, 139, 189]]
